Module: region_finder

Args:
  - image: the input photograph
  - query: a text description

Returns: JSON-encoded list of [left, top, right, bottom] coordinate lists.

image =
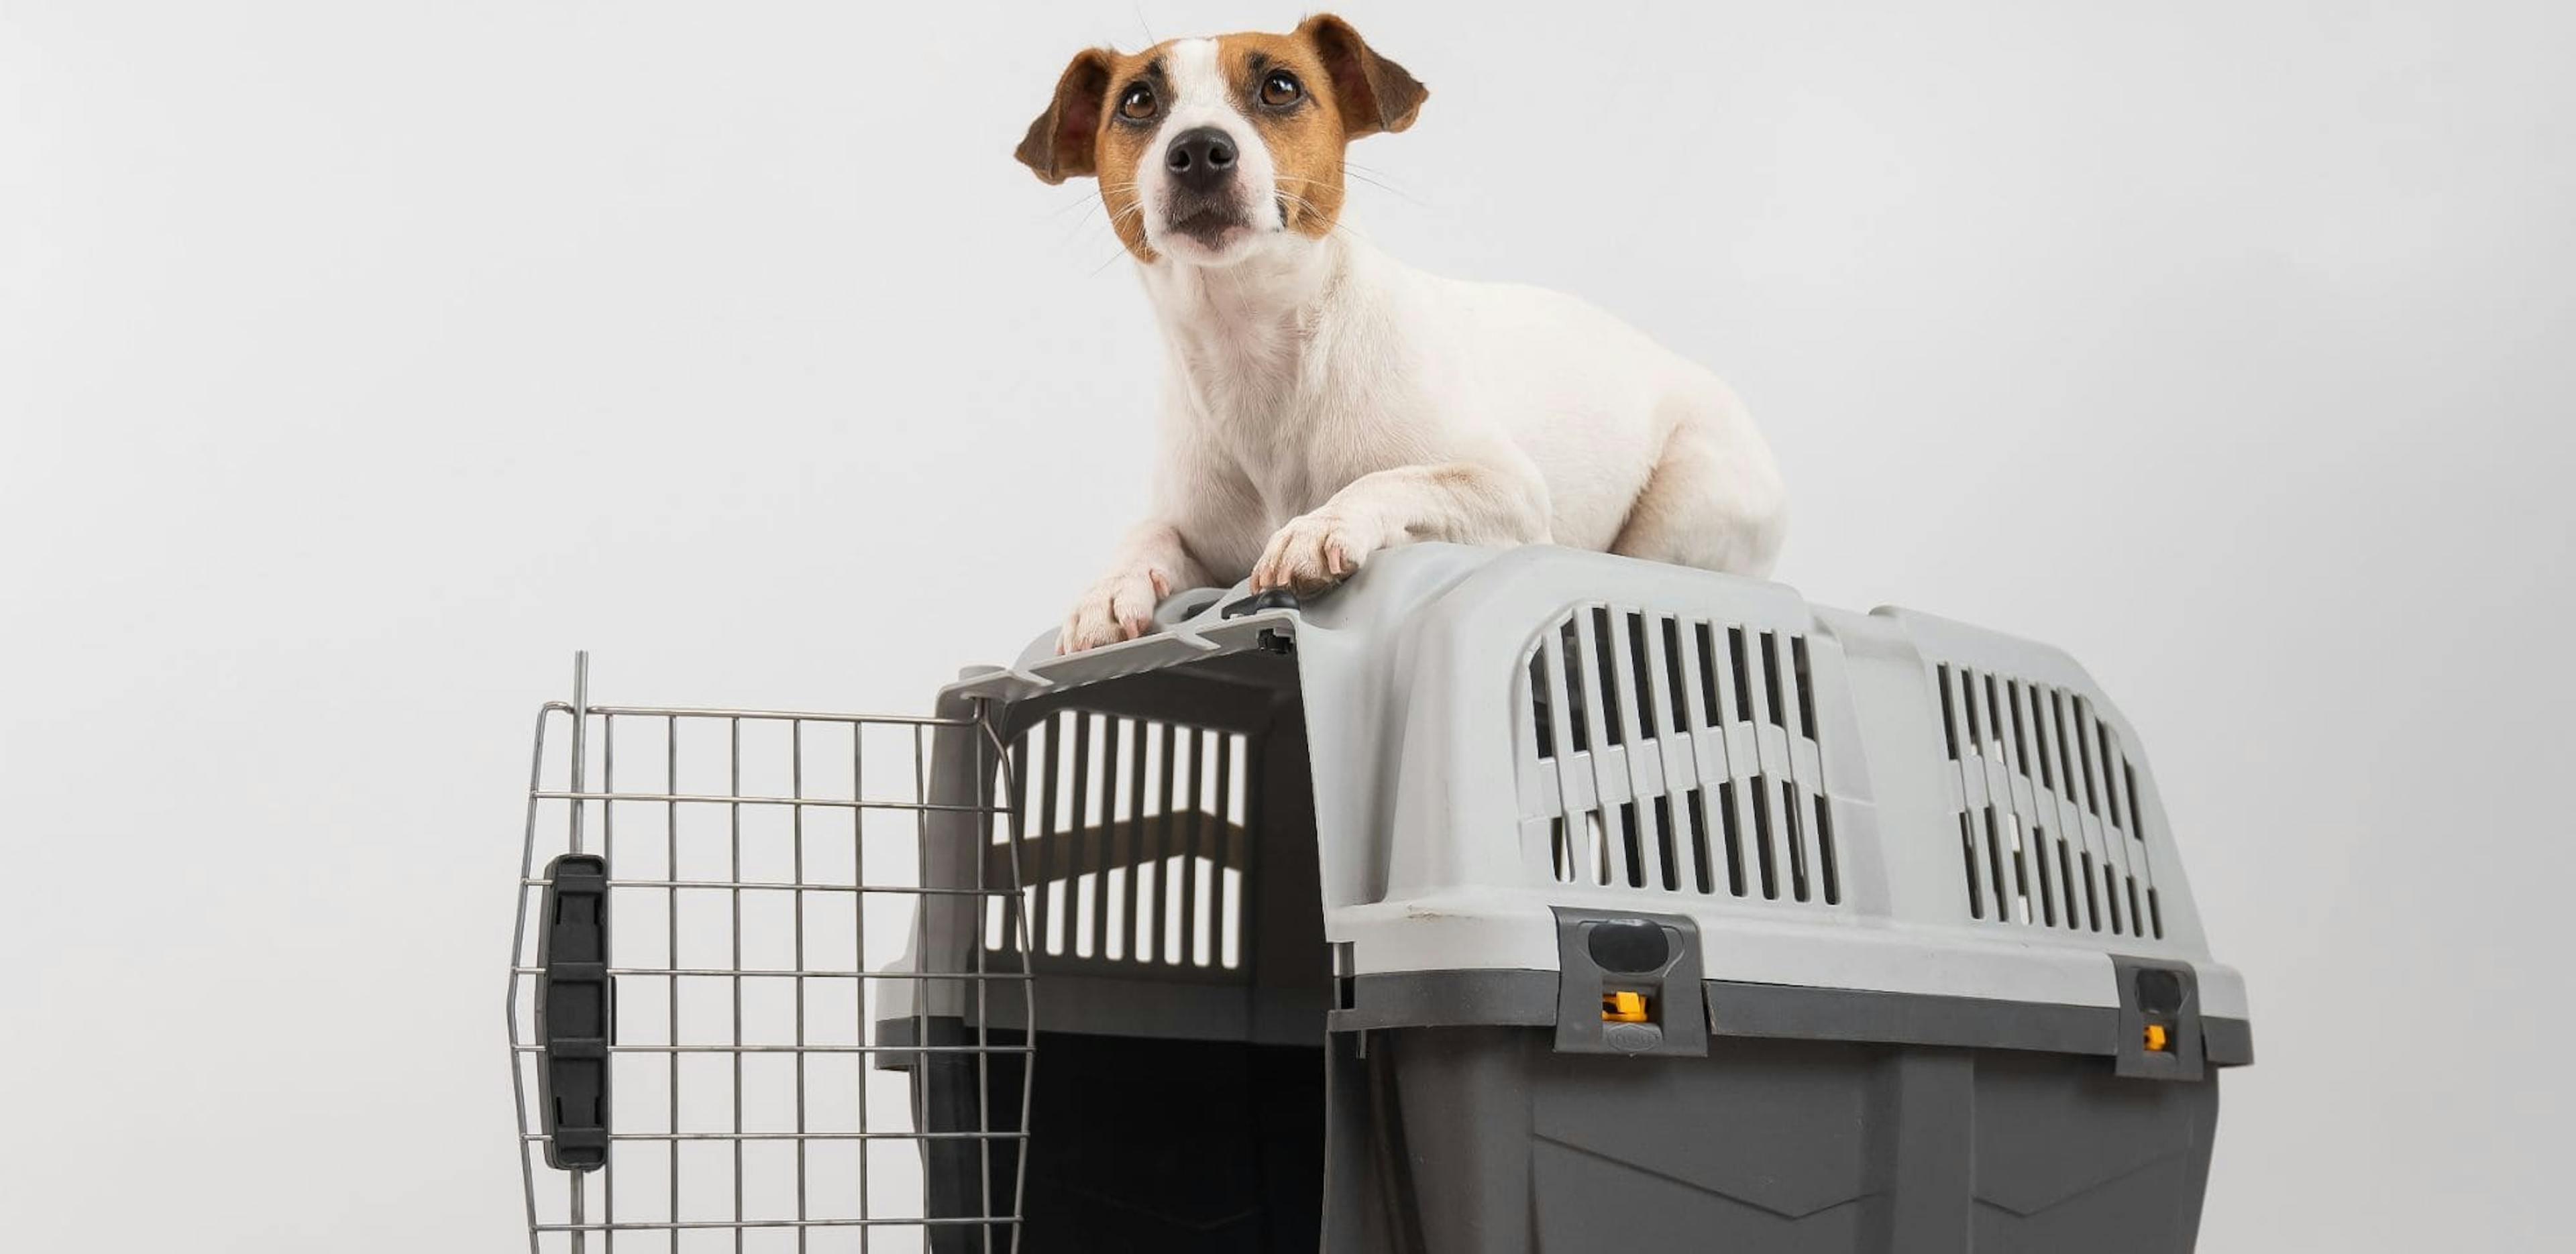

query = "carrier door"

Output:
[[506, 654, 1035, 1252]]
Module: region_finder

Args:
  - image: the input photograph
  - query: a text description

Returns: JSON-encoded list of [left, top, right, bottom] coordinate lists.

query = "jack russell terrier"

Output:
[[1021, 13, 1786, 652]]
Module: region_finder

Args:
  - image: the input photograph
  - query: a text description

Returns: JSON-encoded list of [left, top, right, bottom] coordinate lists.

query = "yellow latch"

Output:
[[2144, 1023, 2171, 1053], [1602, 990, 1650, 1023]]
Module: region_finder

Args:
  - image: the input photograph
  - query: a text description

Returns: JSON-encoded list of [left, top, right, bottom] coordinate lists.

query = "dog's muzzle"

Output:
[[1160, 126, 1254, 247]]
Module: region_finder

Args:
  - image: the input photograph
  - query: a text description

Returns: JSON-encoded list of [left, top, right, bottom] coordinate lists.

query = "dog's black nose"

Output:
[[1164, 127, 1238, 192]]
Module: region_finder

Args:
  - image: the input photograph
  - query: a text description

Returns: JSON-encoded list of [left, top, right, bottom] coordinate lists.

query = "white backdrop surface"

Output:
[[4, 2, 2570, 1249]]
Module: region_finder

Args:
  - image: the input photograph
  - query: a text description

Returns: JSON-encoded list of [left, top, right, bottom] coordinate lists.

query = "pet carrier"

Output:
[[506, 543, 2251, 1253]]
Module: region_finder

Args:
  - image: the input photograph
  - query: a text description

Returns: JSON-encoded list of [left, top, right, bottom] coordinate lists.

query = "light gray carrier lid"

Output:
[[924, 543, 2250, 1068]]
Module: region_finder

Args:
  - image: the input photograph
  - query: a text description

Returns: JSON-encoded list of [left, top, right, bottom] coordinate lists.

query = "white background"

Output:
[[5, 1, 2571, 1249]]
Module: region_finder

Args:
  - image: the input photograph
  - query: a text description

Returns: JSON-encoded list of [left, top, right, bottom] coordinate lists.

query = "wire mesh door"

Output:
[[508, 654, 1034, 1253]]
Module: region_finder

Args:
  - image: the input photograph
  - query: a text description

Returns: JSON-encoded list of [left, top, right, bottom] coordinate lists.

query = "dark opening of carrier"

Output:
[[906, 650, 1332, 1251]]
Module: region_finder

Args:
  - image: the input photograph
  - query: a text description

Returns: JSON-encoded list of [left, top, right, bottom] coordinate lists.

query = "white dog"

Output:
[[1020, 14, 1786, 652]]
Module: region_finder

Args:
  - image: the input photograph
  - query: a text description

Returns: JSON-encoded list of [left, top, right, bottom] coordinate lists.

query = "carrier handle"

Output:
[[1220, 587, 1301, 619], [535, 852, 612, 1171]]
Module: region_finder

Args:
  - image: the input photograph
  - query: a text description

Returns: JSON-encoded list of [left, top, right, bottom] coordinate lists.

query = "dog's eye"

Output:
[[1118, 84, 1157, 121], [1258, 70, 1303, 108]]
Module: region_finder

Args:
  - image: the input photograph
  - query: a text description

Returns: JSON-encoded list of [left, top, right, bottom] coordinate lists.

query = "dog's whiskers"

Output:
[[1275, 170, 1421, 209], [1041, 188, 1105, 220], [1340, 169, 1417, 203], [1088, 243, 1136, 277], [1339, 160, 1421, 203], [1271, 186, 1365, 244], [1084, 199, 1150, 274], [1056, 199, 1105, 245], [1063, 193, 1148, 258]]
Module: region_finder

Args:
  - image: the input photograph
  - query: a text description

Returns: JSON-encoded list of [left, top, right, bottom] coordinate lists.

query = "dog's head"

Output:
[[1016, 13, 1426, 266]]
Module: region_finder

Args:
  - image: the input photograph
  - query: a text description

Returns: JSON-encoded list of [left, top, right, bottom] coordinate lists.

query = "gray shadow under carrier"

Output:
[[506, 543, 2251, 1252]]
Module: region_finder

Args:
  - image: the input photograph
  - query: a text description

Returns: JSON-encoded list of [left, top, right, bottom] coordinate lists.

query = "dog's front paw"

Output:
[[1059, 565, 1172, 654], [1250, 512, 1382, 596]]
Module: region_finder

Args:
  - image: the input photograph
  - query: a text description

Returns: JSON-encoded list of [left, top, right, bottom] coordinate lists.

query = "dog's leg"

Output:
[[1061, 520, 1211, 653], [1251, 459, 1550, 594], [1609, 392, 1788, 577]]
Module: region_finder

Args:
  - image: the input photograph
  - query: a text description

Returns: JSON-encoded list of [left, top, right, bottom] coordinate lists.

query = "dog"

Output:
[[1020, 13, 1786, 653]]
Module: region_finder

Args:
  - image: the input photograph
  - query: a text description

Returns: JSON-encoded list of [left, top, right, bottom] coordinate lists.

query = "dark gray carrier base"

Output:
[[1359, 1027, 2219, 1254], [906, 1019, 2220, 1253]]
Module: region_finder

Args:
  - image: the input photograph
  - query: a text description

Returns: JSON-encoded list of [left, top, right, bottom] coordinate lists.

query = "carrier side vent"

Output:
[[1520, 606, 1841, 907], [985, 711, 1253, 974], [1934, 664, 2162, 939]]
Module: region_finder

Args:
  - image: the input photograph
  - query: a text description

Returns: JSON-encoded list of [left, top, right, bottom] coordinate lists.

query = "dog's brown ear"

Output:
[[1016, 48, 1114, 184], [1297, 13, 1427, 138]]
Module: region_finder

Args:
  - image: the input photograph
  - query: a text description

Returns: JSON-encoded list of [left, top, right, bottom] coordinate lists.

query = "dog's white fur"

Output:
[[1059, 37, 1786, 652]]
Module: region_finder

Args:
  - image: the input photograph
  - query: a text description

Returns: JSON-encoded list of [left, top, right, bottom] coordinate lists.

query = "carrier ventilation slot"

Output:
[[986, 712, 1252, 972], [1935, 664, 2162, 938], [1523, 606, 1839, 906]]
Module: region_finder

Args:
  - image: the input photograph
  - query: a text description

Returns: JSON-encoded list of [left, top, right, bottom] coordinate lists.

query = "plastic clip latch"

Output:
[[1220, 587, 1301, 619], [2112, 957, 2206, 1082], [537, 853, 612, 1171]]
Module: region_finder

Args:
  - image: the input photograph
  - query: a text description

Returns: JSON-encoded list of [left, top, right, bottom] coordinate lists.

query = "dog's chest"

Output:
[[1151, 243, 1434, 529], [1202, 384, 1330, 520], [1175, 321, 1353, 518]]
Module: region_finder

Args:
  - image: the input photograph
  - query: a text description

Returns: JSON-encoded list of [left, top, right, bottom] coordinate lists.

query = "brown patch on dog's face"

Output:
[[1015, 14, 1428, 265], [1212, 31, 1348, 239], [1088, 52, 1161, 261], [1015, 46, 1146, 258]]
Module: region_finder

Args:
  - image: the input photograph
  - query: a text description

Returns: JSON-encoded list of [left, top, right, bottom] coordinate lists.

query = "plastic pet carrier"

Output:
[[506, 543, 2251, 1252]]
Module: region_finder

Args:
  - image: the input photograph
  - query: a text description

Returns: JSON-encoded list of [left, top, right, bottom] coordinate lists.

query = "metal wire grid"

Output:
[[508, 655, 1033, 1253]]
